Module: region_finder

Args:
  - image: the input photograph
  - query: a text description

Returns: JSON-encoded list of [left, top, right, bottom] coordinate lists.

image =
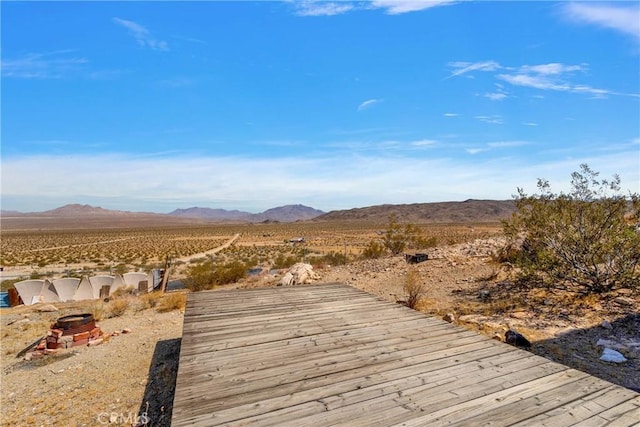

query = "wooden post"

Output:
[[160, 256, 170, 293]]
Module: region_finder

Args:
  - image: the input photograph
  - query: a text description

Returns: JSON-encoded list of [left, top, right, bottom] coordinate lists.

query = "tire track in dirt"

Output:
[[175, 233, 240, 263]]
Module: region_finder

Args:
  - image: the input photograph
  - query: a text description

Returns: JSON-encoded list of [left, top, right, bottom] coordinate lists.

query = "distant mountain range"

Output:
[[1, 200, 516, 228], [1, 203, 325, 223], [168, 204, 325, 222]]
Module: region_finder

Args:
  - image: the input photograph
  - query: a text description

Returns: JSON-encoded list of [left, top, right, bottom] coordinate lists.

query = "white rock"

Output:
[[35, 304, 58, 312], [600, 348, 627, 363], [278, 263, 318, 286]]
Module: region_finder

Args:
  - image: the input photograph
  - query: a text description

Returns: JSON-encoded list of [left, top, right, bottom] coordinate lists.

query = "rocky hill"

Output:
[[168, 204, 324, 223], [317, 199, 516, 223]]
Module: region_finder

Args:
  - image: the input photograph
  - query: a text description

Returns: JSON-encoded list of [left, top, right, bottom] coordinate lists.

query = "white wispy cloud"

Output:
[[1, 50, 88, 79], [483, 92, 507, 101], [447, 61, 501, 78], [371, 0, 455, 15], [520, 63, 586, 75], [475, 115, 504, 125], [292, 0, 454, 16], [411, 139, 438, 147], [3, 148, 638, 212], [522, 122, 539, 127], [562, 3, 640, 41], [497, 73, 570, 92], [293, 1, 355, 16], [443, 113, 459, 117], [465, 148, 489, 155], [357, 98, 382, 111], [113, 17, 169, 51], [449, 59, 638, 98]]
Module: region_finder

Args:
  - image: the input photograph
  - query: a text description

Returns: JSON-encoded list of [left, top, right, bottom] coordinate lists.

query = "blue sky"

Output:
[[2, 1, 639, 213]]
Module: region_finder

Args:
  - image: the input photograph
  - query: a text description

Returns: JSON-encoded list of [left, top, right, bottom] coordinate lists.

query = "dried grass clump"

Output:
[[90, 302, 107, 321], [403, 268, 426, 310], [110, 286, 137, 298], [106, 298, 130, 318], [137, 291, 163, 310], [157, 292, 187, 313]]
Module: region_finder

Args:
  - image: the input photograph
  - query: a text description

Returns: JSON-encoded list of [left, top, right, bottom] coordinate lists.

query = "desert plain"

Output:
[[0, 212, 638, 426]]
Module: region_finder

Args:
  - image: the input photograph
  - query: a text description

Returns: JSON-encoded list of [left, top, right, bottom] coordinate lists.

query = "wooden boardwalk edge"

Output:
[[172, 283, 640, 427]]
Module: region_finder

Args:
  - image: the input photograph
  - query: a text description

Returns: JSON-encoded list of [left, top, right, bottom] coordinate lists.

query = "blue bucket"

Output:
[[0, 292, 9, 308]]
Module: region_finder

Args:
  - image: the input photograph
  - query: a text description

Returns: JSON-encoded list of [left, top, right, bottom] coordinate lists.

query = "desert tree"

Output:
[[383, 214, 422, 255], [502, 164, 639, 294]]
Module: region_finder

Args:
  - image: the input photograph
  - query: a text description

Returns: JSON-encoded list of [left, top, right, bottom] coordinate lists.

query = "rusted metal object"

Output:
[[7, 288, 22, 307], [405, 253, 429, 264], [54, 313, 95, 336]]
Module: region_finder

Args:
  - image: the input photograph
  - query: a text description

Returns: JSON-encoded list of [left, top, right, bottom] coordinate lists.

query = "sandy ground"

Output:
[[1, 237, 638, 426], [1, 301, 184, 426]]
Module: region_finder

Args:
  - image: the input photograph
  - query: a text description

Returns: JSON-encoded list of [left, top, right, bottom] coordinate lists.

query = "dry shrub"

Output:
[[111, 286, 137, 298], [157, 292, 187, 313], [137, 291, 163, 310], [403, 268, 426, 310], [90, 302, 107, 321], [106, 298, 130, 318]]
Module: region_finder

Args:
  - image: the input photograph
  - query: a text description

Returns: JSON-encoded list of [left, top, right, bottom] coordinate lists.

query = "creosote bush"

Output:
[[502, 164, 640, 294], [377, 214, 431, 256], [361, 240, 386, 259], [321, 251, 349, 266], [273, 254, 300, 269], [184, 259, 248, 292]]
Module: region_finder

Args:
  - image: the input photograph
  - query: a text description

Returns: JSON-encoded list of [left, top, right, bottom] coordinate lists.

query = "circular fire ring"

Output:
[[55, 313, 95, 335]]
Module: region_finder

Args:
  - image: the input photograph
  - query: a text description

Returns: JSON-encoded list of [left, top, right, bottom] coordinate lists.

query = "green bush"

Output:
[[1, 278, 22, 292], [273, 254, 299, 269], [361, 240, 386, 259], [502, 164, 640, 294], [383, 214, 424, 255], [215, 260, 247, 284], [183, 260, 218, 292], [321, 251, 349, 266], [183, 260, 248, 292]]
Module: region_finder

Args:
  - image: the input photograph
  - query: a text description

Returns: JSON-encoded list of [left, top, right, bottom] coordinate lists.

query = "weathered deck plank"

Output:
[[172, 283, 640, 426]]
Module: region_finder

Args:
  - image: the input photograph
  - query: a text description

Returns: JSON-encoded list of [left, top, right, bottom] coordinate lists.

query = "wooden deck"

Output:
[[172, 283, 640, 426]]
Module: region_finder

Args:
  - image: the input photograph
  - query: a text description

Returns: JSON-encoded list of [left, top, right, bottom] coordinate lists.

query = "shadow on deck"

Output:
[[138, 337, 181, 426]]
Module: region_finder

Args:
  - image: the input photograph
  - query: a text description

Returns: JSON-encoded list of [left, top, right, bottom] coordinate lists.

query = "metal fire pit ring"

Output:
[[54, 313, 96, 335]]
